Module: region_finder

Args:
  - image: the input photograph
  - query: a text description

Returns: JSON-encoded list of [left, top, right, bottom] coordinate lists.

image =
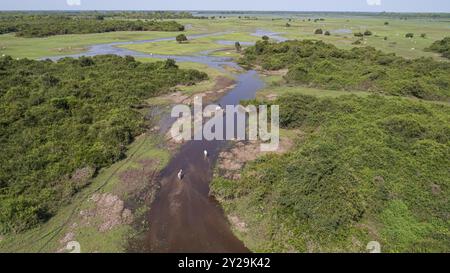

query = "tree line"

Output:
[[0, 14, 186, 37]]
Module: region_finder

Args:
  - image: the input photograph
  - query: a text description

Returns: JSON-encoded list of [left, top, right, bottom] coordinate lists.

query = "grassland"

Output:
[[1, 17, 448, 60], [119, 32, 257, 56], [0, 30, 201, 59], [174, 17, 449, 60]]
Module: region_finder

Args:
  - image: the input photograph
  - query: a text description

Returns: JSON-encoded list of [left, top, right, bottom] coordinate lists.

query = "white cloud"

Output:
[[67, 0, 81, 6], [367, 0, 381, 6]]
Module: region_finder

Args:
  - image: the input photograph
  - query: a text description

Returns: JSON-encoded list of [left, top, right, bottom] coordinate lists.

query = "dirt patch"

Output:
[[217, 137, 294, 180], [431, 183, 442, 195], [228, 215, 248, 233], [254, 65, 288, 77], [263, 69, 288, 76], [162, 76, 236, 106], [264, 93, 279, 101], [188, 76, 236, 104], [59, 232, 75, 245], [161, 91, 190, 104], [57, 193, 132, 252], [114, 159, 160, 202], [52, 47, 86, 53], [78, 193, 133, 233]]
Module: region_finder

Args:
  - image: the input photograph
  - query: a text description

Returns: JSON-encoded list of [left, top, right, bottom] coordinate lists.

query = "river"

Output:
[[44, 29, 285, 253]]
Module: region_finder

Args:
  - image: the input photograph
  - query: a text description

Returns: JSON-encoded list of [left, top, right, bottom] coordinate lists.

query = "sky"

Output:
[[1, 0, 450, 13]]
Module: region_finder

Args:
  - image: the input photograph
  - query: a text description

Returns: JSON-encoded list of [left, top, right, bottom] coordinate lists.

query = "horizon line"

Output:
[[1, 10, 450, 14]]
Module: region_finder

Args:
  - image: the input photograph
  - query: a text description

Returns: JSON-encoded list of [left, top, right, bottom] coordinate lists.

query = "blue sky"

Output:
[[1, 0, 450, 12]]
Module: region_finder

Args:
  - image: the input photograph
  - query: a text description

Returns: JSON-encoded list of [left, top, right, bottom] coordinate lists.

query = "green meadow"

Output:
[[1, 17, 448, 60]]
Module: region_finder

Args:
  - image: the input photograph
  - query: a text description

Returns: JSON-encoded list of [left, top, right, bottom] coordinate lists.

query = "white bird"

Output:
[[204, 150, 208, 158], [215, 106, 222, 111], [177, 169, 184, 180], [1, 54, 5, 57]]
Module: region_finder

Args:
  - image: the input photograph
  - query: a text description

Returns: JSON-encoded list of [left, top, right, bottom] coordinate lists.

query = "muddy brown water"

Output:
[[133, 71, 265, 253]]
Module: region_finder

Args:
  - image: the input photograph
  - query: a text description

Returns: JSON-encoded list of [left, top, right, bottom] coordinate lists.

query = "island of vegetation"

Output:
[[239, 39, 450, 101]]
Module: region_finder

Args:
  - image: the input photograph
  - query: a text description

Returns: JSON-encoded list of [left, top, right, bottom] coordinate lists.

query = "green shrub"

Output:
[[212, 94, 450, 252], [0, 55, 207, 233], [426, 37, 450, 59], [239, 40, 450, 101]]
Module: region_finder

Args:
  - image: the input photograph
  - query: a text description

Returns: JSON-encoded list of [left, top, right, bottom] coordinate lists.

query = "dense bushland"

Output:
[[0, 14, 185, 37], [212, 94, 450, 252], [239, 40, 450, 101], [0, 55, 207, 234], [427, 37, 450, 59]]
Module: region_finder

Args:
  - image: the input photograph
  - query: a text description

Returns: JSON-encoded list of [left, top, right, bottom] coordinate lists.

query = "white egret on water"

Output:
[[177, 169, 184, 180], [204, 150, 208, 158]]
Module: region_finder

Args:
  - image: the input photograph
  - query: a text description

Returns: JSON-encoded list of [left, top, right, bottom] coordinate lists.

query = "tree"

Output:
[[315, 29, 323, 35], [364, 30, 373, 36], [406, 33, 414, 38], [286, 23, 291, 27], [421, 33, 427, 38], [384, 21, 389, 25], [176, 34, 188, 43], [262, 35, 270, 41], [235, 41, 242, 52], [354, 32, 364, 37], [324, 31, 331, 36]]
